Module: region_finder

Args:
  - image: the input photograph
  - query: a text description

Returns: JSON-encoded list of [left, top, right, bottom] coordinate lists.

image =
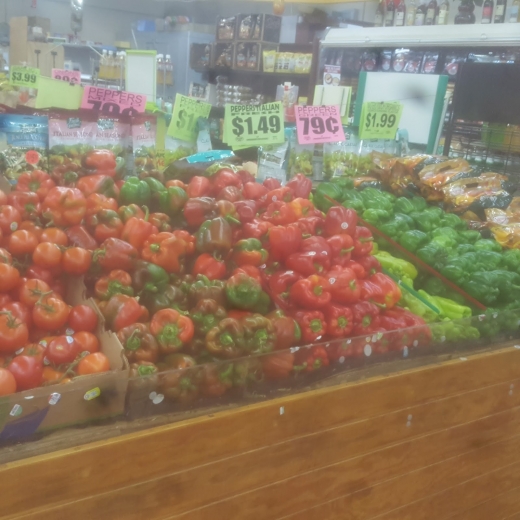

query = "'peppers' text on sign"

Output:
[[10, 67, 40, 88], [168, 94, 212, 143], [52, 69, 81, 85], [81, 86, 147, 116], [359, 101, 403, 140], [224, 102, 284, 149], [295, 105, 345, 145]]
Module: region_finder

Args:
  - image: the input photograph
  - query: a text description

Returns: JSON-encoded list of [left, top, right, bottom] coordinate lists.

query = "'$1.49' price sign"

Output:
[[295, 105, 345, 145], [10, 66, 40, 88], [224, 102, 284, 148], [359, 101, 403, 140]]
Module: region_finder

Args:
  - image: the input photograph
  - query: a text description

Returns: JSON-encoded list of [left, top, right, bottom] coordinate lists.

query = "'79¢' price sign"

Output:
[[81, 86, 147, 116], [224, 102, 284, 149], [168, 94, 212, 143], [295, 105, 345, 145], [359, 101, 403, 140], [10, 66, 40, 88]]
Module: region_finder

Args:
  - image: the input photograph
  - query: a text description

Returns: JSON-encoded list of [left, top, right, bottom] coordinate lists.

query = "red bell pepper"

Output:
[[323, 303, 354, 338], [7, 191, 41, 221], [77, 174, 119, 199], [351, 301, 381, 336], [359, 273, 401, 309], [84, 149, 117, 176], [236, 169, 255, 185], [379, 307, 431, 349], [121, 207, 159, 250], [286, 250, 330, 276], [216, 200, 241, 225], [268, 270, 302, 312], [95, 269, 134, 300], [232, 265, 263, 285], [262, 201, 298, 226], [42, 187, 86, 227], [150, 308, 194, 355], [265, 187, 293, 205], [141, 232, 190, 273], [262, 351, 295, 380], [212, 169, 242, 195], [327, 266, 361, 305], [217, 186, 243, 202], [327, 234, 354, 267], [16, 170, 55, 202], [263, 178, 282, 191], [295, 216, 325, 238], [118, 204, 145, 223], [357, 256, 382, 277], [234, 200, 257, 224], [288, 198, 316, 219], [172, 230, 195, 255], [86, 193, 118, 218], [65, 225, 98, 250], [186, 176, 212, 198], [266, 310, 301, 350], [243, 182, 268, 201], [352, 226, 374, 258], [323, 206, 358, 237], [294, 345, 329, 372], [292, 311, 326, 344], [149, 213, 172, 233], [242, 219, 273, 243], [192, 253, 227, 280], [102, 294, 143, 332], [289, 275, 331, 309], [95, 238, 138, 272], [93, 209, 124, 243], [183, 197, 218, 227], [268, 224, 302, 262], [344, 259, 367, 279], [286, 173, 312, 199]]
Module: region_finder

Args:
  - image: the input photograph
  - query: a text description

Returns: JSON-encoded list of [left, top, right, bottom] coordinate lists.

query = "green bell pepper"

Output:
[[341, 190, 365, 213], [440, 258, 471, 285], [398, 230, 429, 253], [431, 227, 460, 242], [331, 177, 354, 190], [159, 186, 188, 216], [143, 177, 167, 208], [431, 320, 480, 342], [410, 210, 440, 233], [379, 218, 408, 239], [430, 235, 458, 251], [416, 242, 450, 271], [501, 249, 520, 273], [410, 196, 427, 212], [362, 208, 391, 227], [225, 272, 262, 310], [359, 188, 394, 212], [119, 177, 151, 206], [394, 197, 415, 215], [458, 230, 481, 244], [474, 239, 502, 253], [474, 251, 503, 270], [196, 217, 233, 255], [374, 251, 418, 280], [463, 272, 500, 306], [313, 183, 344, 212], [439, 213, 467, 231], [400, 291, 438, 323], [417, 291, 472, 320], [455, 244, 475, 255]]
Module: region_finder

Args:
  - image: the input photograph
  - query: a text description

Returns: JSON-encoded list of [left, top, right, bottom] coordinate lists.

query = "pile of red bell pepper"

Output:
[[0, 162, 431, 401]]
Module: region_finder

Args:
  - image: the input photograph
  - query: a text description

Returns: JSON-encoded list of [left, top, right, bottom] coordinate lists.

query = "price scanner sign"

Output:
[[295, 105, 345, 145], [168, 94, 212, 143], [81, 86, 147, 116], [359, 101, 403, 140]]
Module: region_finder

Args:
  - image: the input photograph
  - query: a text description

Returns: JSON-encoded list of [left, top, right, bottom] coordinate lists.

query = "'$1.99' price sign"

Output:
[[295, 105, 345, 145], [10, 66, 40, 88], [168, 94, 212, 142], [359, 101, 403, 140], [224, 102, 284, 148]]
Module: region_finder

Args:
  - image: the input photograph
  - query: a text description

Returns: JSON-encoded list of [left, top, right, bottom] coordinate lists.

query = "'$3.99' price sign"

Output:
[[359, 101, 403, 140], [10, 66, 40, 88], [224, 102, 284, 149], [295, 105, 345, 145]]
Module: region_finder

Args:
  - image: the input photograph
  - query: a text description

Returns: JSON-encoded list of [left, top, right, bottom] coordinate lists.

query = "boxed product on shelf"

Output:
[[236, 14, 282, 43], [213, 42, 235, 69], [189, 43, 213, 70], [216, 16, 237, 41]]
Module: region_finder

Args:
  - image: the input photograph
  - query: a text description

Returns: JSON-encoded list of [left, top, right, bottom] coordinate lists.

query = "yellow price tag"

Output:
[[10, 66, 40, 88], [224, 102, 285, 149], [168, 94, 212, 143], [359, 101, 403, 140]]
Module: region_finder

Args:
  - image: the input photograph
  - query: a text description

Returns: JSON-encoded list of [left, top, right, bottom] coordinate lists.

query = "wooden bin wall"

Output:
[[2, 344, 520, 519]]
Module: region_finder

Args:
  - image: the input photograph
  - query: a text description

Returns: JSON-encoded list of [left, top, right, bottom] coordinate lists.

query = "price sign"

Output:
[[295, 105, 345, 145], [81, 86, 146, 116], [224, 102, 284, 149], [359, 101, 403, 140], [52, 69, 81, 85], [167, 94, 212, 142], [10, 66, 40, 88]]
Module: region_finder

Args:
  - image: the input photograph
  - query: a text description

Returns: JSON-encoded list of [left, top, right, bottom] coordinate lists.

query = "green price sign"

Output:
[[359, 101, 403, 140], [10, 66, 40, 88], [224, 102, 284, 149], [168, 94, 212, 143]]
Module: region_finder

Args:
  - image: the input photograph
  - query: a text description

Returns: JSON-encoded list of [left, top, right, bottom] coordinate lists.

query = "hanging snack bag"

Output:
[[164, 136, 197, 168], [323, 129, 361, 178], [0, 114, 48, 182], [132, 114, 160, 179], [288, 128, 314, 179]]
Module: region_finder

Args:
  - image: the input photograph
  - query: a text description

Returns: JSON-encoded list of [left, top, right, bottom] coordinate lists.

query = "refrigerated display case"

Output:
[[312, 25, 520, 153]]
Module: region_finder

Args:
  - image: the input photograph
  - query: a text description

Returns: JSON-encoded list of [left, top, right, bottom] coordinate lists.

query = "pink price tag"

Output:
[[295, 105, 345, 145], [81, 86, 147, 116], [52, 69, 82, 85]]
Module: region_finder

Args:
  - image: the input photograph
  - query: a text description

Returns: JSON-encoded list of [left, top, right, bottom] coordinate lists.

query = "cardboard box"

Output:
[[9, 17, 64, 77]]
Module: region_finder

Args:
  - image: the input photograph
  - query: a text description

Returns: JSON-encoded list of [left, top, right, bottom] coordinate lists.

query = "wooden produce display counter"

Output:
[[2, 343, 520, 520]]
